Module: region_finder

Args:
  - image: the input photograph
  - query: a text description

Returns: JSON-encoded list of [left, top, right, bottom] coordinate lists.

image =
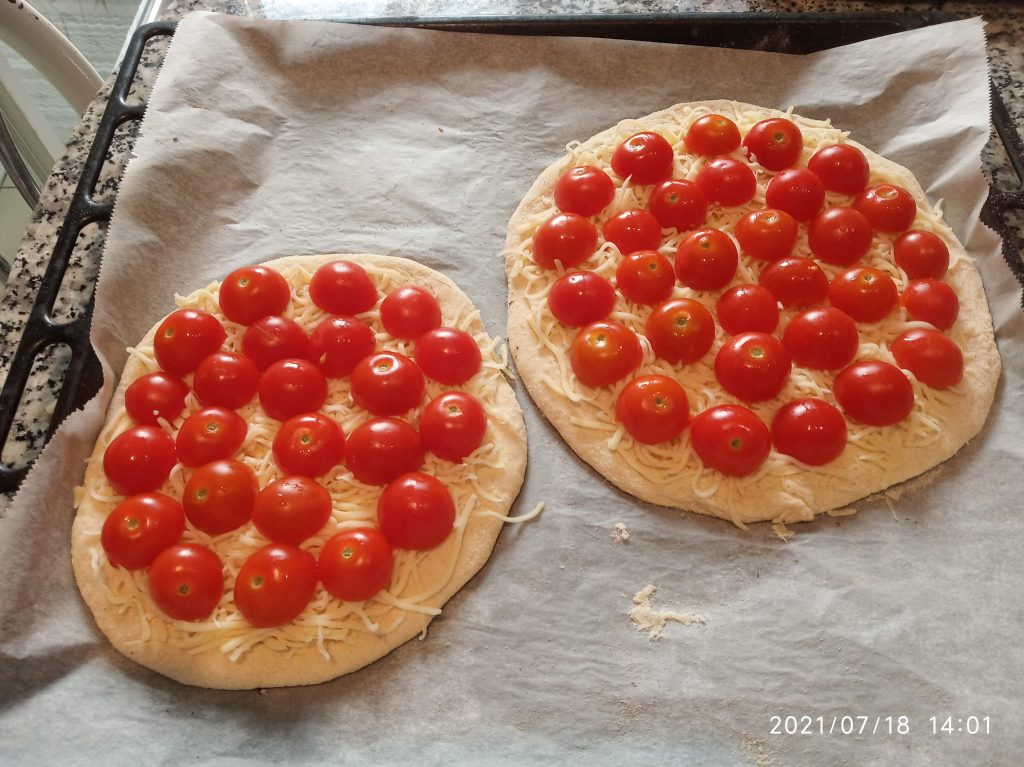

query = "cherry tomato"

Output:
[[684, 114, 741, 156], [735, 208, 798, 261], [351, 351, 425, 416], [695, 157, 756, 207], [379, 287, 442, 340], [218, 265, 290, 325], [252, 475, 332, 546], [553, 165, 615, 216], [715, 333, 791, 402], [319, 528, 394, 602], [148, 543, 223, 621], [309, 260, 378, 315], [175, 407, 247, 468], [648, 180, 707, 231], [103, 426, 177, 495], [241, 315, 309, 371], [616, 250, 675, 305], [716, 284, 779, 335], [771, 398, 847, 466], [415, 328, 482, 386], [420, 391, 488, 463], [259, 358, 328, 421], [854, 184, 917, 233], [532, 212, 598, 270], [615, 375, 690, 445], [193, 351, 259, 410], [308, 315, 376, 378], [344, 417, 424, 486], [124, 372, 188, 426], [782, 307, 859, 371], [891, 328, 964, 389], [101, 492, 185, 570], [547, 271, 617, 327], [569, 321, 642, 387], [602, 209, 662, 255], [674, 228, 738, 291], [834, 360, 914, 426], [759, 257, 829, 308], [154, 309, 226, 376], [807, 143, 869, 195], [807, 206, 873, 267], [690, 405, 771, 476], [645, 298, 715, 365], [273, 413, 346, 478], [182, 459, 258, 536], [764, 168, 825, 222], [234, 544, 318, 628], [902, 278, 959, 330], [894, 230, 950, 279], [377, 472, 456, 550], [610, 131, 674, 184], [828, 267, 898, 323], [743, 118, 803, 171]]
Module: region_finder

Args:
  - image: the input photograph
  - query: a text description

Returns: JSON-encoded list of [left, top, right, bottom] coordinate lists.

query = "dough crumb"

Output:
[[771, 522, 793, 541], [611, 523, 630, 543], [628, 585, 702, 640], [740, 734, 776, 767]]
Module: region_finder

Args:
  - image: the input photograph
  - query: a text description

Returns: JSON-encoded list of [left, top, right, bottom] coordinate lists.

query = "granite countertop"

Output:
[[0, 0, 1021, 507]]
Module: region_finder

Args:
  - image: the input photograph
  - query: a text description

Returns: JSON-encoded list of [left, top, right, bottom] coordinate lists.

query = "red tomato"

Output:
[[764, 168, 825, 222], [674, 228, 738, 291], [234, 544, 318, 627], [218, 266, 290, 325], [782, 307, 859, 371], [554, 165, 615, 216], [771, 398, 847, 466], [308, 315, 376, 378], [124, 372, 188, 426], [734, 208, 798, 261], [893, 230, 950, 279], [902, 278, 959, 330], [273, 413, 346, 478], [344, 417, 424, 485], [569, 321, 643, 387], [648, 180, 707, 231], [241, 315, 309, 371], [377, 472, 456, 550], [547, 271, 617, 327], [758, 256, 829, 308], [259, 358, 328, 421], [309, 261, 378, 315], [175, 407, 247, 468], [807, 143, 870, 195], [101, 492, 185, 570], [715, 333, 791, 402], [616, 250, 675, 305], [854, 184, 917, 233], [602, 209, 662, 255], [645, 298, 716, 365], [610, 131, 674, 184], [891, 328, 964, 389], [689, 405, 771, 476], [807, 206, 874, 267], [716, 284, 779, 335], [532, 213, 598, 270], [154, 309, 226, 376], [828, 267, 898, 323], [193, 351, 259, 410], [319, 528, 394, 602], [182, 459, 258, 536], [252, 475, 332, 546], [742, 118, 803, 171], [695, 157, 757, 207], [379, 287, 442, 340], [684, 114, 741, 156], [420, 391, 487, 463], [615, 375, 690, 445], [833, 360, 914, 426], [148, 543, 223, 621], [415, 328, 482, 386], [351, 351, 425, 416], [103, 426, 177, 495]]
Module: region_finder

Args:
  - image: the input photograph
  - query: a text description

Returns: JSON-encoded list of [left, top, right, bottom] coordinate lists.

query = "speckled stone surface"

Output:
[[0, 0, 1021, 505]]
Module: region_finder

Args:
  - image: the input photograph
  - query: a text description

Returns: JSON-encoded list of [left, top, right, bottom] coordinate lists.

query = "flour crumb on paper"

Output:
[[611, 523, 630, 543], [628, 585, 703, 640]]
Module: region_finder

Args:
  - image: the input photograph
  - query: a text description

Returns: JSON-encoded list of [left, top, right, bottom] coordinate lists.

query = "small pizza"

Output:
[[505, 100, 999, 526], [72, 254, 528, 689]]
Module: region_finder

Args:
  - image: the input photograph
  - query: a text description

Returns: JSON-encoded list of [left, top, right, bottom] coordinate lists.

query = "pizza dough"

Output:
[[72, 253, 528, 689], [505, 100, 999, 526]]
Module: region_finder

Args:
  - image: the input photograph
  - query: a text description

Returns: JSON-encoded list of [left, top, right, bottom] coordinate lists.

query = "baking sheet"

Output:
[[2, 12, 1021, 765]]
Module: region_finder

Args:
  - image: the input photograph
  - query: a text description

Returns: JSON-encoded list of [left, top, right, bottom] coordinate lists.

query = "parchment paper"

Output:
[[2, 13, 1020, 766]]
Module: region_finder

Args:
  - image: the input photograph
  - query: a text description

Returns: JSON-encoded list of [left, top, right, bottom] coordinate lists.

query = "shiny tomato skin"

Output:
[[103, 426, 177, 495], [764, 168, 825, 222], [547, 271, 617, 327], [377, 472, 456, 551], [893, 230, 950, 279], [124, 372, 189, 426], [689, 404, 771, 477], [259, 358, 328, 421], [532, 213, 598, 270], [771, 398, 847, 466], [182, 459, 259, 536], [616, 250, 675, 305], [743, 118, 803, 171], [615, 375, 690, 445], [645, 298, 716, 365], [101, 492, 185, 570], [833, 360, 914, 426], [344, 417, 425, 486], [272, 413, 346, 478], [553, 165, 616, 216], [716, 284, 780, 335], [218, 266, 290, 325], [807, 143, 870, 195], [714, 332, 791, 402], [308, 316, 376, 378], [807, 206, 874, 267], [648, 180, 708, 231], [193, 351, 260, 410], [569, 321, 643, 387], [234, 544, 318, 628], [420, 391, 488, 463], [175, 407, 247, 468], [602, 209, 662, 255], [891, 328, 964, 389], [252, 475, 332, 546], [154, 309, 226, 376], [309, 260, 378, 315], [610, 132, 674, 184], [695, 157, 757, 207], [828, 267, 898, 323], [148, 543, 223, 621], [319, 528, 394, 602], [782, 307, 859, 371], [241, 315, 309, 371], [351, 351, 426, 416], [758, 256, 830, 308], [415, 328, 482, 386], [684, 114, 741, 156], [901, 278, 959, 330], [379, 287, 442, 340], [674, 228, 738, 291], [734, 208, 799, 261], [854, 184, 917, 233]]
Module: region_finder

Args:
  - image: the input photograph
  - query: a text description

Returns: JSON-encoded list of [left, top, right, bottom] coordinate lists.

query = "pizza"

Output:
[[72, 254, 528, 689], [505, 99, 999, 527]]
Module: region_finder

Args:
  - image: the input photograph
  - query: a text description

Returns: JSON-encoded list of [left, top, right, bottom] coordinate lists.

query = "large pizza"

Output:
[[505, 99, 999, 527]]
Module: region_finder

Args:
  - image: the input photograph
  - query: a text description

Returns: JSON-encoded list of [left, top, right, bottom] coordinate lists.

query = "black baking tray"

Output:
[[2, 12, 1022, 494]]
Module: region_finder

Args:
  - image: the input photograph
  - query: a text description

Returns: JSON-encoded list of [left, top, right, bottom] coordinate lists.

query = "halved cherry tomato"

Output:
[[645, 298, 715, 365], [218, 266, 290, 325], [743, 118, 803, 171], [182, 459, 258, 536], [684, 114, 741, 156], [764, 167, 825, 222], [602, 209, 662, 255], [716, 284, 779, 335], [690, 404, 771, 476], [308, 315, 376, 378], [771, 398, 847, 466], [532, 212, 598, 270], [758, 256, 829, 308], [547, 271, 617, 327], [344, 417, 424, 486], [894, 230, 950, 279], [252, 475, 332, 546], [319, 528, 394, 602], [828, 267, 898, 323], [554, 165, 615, 216], [309, 260, 378, 315], [734, 208, 798, 261], [272, 413, 346, 478], [807, 143, 870, 195], [415, 328, 482, 385], [674, 228, 738, 291], [419, 391, 487, 463], [648, 180, 707, 231], [695, 157, 756, 207], [103, 426, 177, 495], [101, 492, 185, 570], [854, 184, 917, 232], [241, 315, 309, 371], [610, 132, 674, 184], [891, 328, 964, 389], [379, 287, 442, 340], [569, 321, 642, 387], [616, 250, 675, 305], [833, 360, 914, 426], [148, 543, 223, 621], [377, 472, 456, 550], [124, 372, 189, 426], [154, 309, 226, 375], [193, 351, 259, 410], [782, 307, 859, 371], [901, 278, 959, 330], [351, 351, 425, 416], [259, 358, 328, 421], [615, 375, 690, 445], [175, 407, 247, 468], [714, 332, 791, 402], [807, 206, 873, 267], [234, 544, 318, 627]]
